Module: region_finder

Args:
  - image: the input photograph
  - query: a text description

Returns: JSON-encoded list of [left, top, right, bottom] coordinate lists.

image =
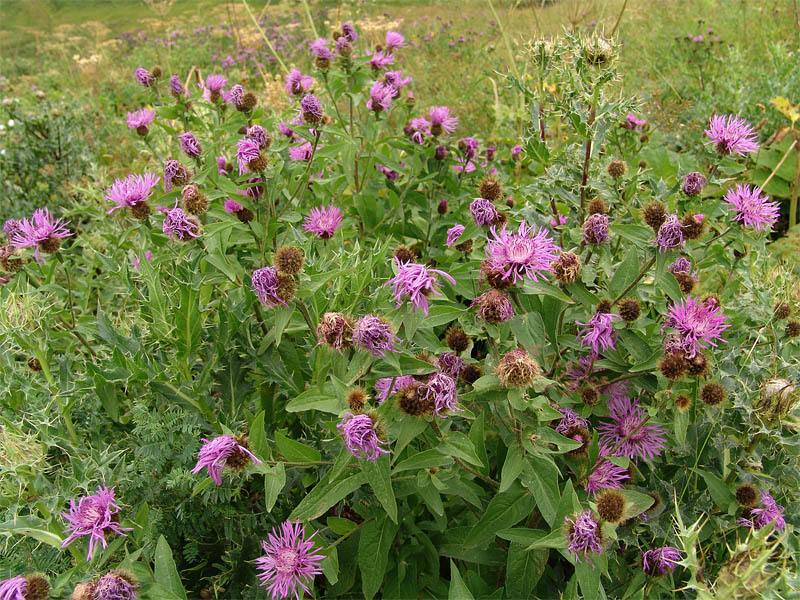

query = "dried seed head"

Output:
[[478, 176, 503, 201], [774, 302, 791, 320], [496, 348, 541, 388], [581, 385, 599, 406], [618, 298, 641, 321], [550, 252, 582, 285], [675, 394, 692, 411], [274, 245, 305, 275], [675, 272, 696, 294], [643, 201, 667, 231], [393, 245, 418, 263], [596, 299, 613, 314], [596, 489, 626, 523], [686, 351, 710, 377], [396, 382, 434, 416], [346, 387, 369, 413], [786, 321, 800, 338], [681, 214, 705, 240], [701, 382, 727, 406], [181, 184, 208, 215], [607, 160, 626, 178], [659, 352, 688, 380], [71, 582, 95, 600], [445, 325, 470, 353], [735, 483, 759, 507], [756, 378, 798, 418], [0, 245, 23, 273], [587, 197, 607, 215], [248, 154, 268, 173], [460, 364, 482, 385]]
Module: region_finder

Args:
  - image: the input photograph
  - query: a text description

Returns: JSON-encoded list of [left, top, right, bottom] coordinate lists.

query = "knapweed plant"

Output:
[[1, 24, 798, 600]]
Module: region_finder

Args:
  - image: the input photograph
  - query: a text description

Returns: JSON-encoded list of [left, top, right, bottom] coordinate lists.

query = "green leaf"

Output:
[[361, 455, 398, 523], [327, 517, 358, 535], [154, 535, 188, 600], [322, 545, 339, 585], [264, 462, 285, 512], [423, 305, 466, 327], [620, 490, 655, 520], [175, 286, 201, 359], [575, 556, 602, 600], [448, 560, 475, 600], [509, 312, 546, 353], [500, 446, 526, 493], [525, 455, 560, 526], [249, 411, 269, 462], [438, 432, 484, 467], [506, 544, 548, 599], [359, 515, 399, 600], [392, 449, 453, 473], [0, 516, 62, 548], [521, 280, 573, 304], [674, 406, 689, 448], [285, 388, 344, 414], [464, 485, 536, 548], [697, 469, 735, 510], [608, 250, 640, 300], [291, 472, 367, 521], [275, 429, 322, 462]]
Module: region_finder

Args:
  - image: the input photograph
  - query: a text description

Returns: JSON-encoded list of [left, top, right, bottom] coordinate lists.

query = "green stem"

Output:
[[613, 254, 656, 304], [327, 517, 374, 549]]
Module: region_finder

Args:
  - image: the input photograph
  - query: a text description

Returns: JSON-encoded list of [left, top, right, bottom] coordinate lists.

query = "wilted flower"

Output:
[[641, 547, 681, 576], [598, 395, 666, 461], [61, 486, 131, 560], [8, 208, 72, 263], [105, 173, 159, 215], [551, 252, 582, 285], [577, 312, 620, 355], [682, 171, 707, 196], [316, 312, 353, 351], [472, 289, 514, 323], [252, 267, 286, 308], [654, 214, 685, 252], [179, 131, 202, 158], [667, 257, 693, 275], [485, 221, 560, 284], [424, 372, 460, 416], [303, 205, 342, 239], [446, 224, 466, 248], [191, 434, 260, 486], [92, 571, 139, 600], [723, 184, 780, 232], [352, 314, 399, 357], [164, 159, 190, 192], [437, 352, 464, 377], [156, 201, 200, 241], [225, 83, 244, 107], [470, 198, 499, 226], [169, 75, 185, 97], [583, 213, 609, 244], [125, 108, 154, 135], [662, 296, 730, 358], [285, 69, 314, 98], [337, 412, 389, 460], [565, 510, 603, 560], [255, 520, 324, 600], [554, 406, 589, 434], [495, 348, 541, 387], [705, 114, 760, 156], [385, 258, 455, 315]]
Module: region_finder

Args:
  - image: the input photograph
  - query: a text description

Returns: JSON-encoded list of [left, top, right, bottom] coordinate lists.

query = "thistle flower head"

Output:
[[385, 258, 455, 316], [236, 137, 262, 175], [163, 159, 190, 192], [251, 267, 287, 308], [190, 435, 260, 486], [0, 576, 28, 600], [92, 571, 139, 600], [105, 173, 159, 215], [125, 108, 154, 135], [8, 208, 72, 263], [384, 31, 406, 51], [554, 405, 590, 434], [423, 372, 460, 416], [597, 395, 666, 461], [446, 224, 466, 248], [310, 38, 332, 60], [300, 94, 323, 124], [437, 352, 464, 377], [255, 520, 325, 600], [654, 214, 685, 252], [169, 75, 185, 97], [366, 50, 395, 71], [585, 457, 630, 496], [303, 205, 342, 239], [624, 113, 646, 131], [495, 348, 541, 388], [366, 80, 393, 113], [428, 106, 458, 136], [316, 312, 353, 351], [565, 510, 603, 560], [247, 125, 271, 149], [201, 74, 228, 101], [337, 412, 389, 460], [285, 69, 314, 98], [485, 221, 560, 285], [705, 114, 760, 156], [61, 486, 131, 560], [374, 375, 416, 403], [472, 289, 514, 323], [662, 296, 730, 358], [641, 546, 681, 576], [352, 314, 399, 357], [723, 184, 780, 232], [682, 171, 707, 196], [156, 200, 200, 241], [470, 198, 499, 226], [134, 67, 153, 87], [179, 131, 201, 158], [738, 492, 786, 532], [577, 312, 620, 355], [341, 23, 358, 42]]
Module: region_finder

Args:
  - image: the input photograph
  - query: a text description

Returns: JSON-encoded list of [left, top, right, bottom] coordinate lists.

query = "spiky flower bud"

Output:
[[276, 273, 297, 304], [701, 382, 727, 406], [396, 381, 434, 416], [774, 302, 791, 319], [581, 385, 599, 406], [25, 573, 50, 600], [445, 325, 470, 353], [643, 201, 667, 231], [659, 352, 688, 380], [786, 321, 800, 337], [675, 394, 692, 411], [346, 387, 369, 413], [675, 272, 696, 294], [393, 245, 418, 264], [681, 214, 705, 240], [596, 489, 626, 523], [596, 299, 613, 314], [607, 160, 626, 178], [587, 197, 607, 215], [460, 364, 482, 385], [240, 92, 258, 110], [618, 298, 641, 321], [181, 184, 208, 216], [478, 176, 503, 201], [735, 484, 759, 507], [274, 246, 305, 275]]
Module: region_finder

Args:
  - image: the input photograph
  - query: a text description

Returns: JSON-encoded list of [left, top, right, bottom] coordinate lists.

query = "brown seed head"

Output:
[[643, 201, 667, 231], [774, 302, 791, 320], [660, 351, 688, 380], [346, 387, 369, 413], [550, 252, 582, 285], [587, 197, 607, 215], [445, 326, 470, 353], [607, 160, 626, 178], [735, 483, 759, 507], [701, 382, 727, 406], [618, 298, 641, 322], [274, 245, 305, 275], [596, 489, 626, 523], [478, 176, 503, 201]]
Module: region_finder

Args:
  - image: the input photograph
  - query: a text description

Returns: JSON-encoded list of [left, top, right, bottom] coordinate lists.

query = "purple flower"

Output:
[[288, 142, 313, 162], [598, 395, 666, 461], [0, 576, 27, 600], [641, 547, 681, 576], [337, 412, 390, 460], [200, 74, 228, 101], [446, 224, 466, 247], [374, 375, 415, 403], [191, 434, 260, 485], [353, 314, 399, 357], [169, 75, 185, 96], [437, 352, 464, 377], [125, 108, 154, 134], [624, 113, 646, 131], [285, 69, 314, 98], [310, 38, 332, 60], [130, 250, 152, 271], [472, 289, 514, 323], [134, 67, 153, 87], [424, 372, 460, 416], [156, 201, 200, 241], [217, 155, 230, 175], [470, 198, 499, 226], [554, 406, 589, 434], [682, 171, 706, 196], [385, 258, 455, 315], [668, 257, 693, 275], [61, 485, 131, 560], [550, 214, 568, 228], [586, 457, 630, 496], [459, 137, 479, 160], [565, 510, 603, 560], [164, 159, 189, 192], [225, 83, 244, 107], [279, 122, 295, 139], [366, 80, 393, 113], [376, 164, 399, 181], [105, 173, 159, 215], [224, 199, 243, 214], [255, 520, 324, 600], [8, 208, 72, 263], [384, 71, 412, 95], [577, 312, 620, 355], [705, 114, 760, 156], [247, 125, 270, 148], [300, 93, 323, 124], [179, 131, 202, 158], [341, 22, 358, 42], [654, 214, 685, 252], [738, 491, 786, 532], [511, 145, 522, 160], [303, 205, 342, 238], [428, 106, 458, 136], [93, 571, 139, 600], [583, 213, 609, 244], [334, 37, 353, 57], [252, 267, 286, 307], [385, 31, 406, 51], [236, 137, 262, 175], [662, 296, 730, 358], [484, 221, 560, 284], [366, 50, 394, 70], [3, 219, 21, 239], [723, 184, 780, 232]]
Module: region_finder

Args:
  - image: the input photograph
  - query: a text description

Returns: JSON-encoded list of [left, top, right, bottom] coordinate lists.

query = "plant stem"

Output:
[[327, 517, 374, 549], [295, 299, 316, 336], [253, 302, 270, 336], [613, 255, 655, 304]]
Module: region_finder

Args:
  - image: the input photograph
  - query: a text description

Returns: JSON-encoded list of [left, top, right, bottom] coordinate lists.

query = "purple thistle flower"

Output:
[[242, 177, 264, 200], [310, 38, 332, 60], [428, 106, 458, 136], [550, 214, 568, 228], [554, 406, 590, 434], [662, 296, 730, 358], [385, 258, 455, 316], [288, 142, 313, 162], [424, 372, 460, 416], [3, 219, 21, 239], [334, 37, 353, 57], [408, 117, 431, 143], [459, 137, 479, 160], [125, 108, 154, 134], [255, 520, 324, 600], [164, 159, 189, 192], [446, 224, 466, 248], [278, 122, 295, 139], [654, 214, 685, 252], [511, 145, 522, 160], [723, 184, 780, 232], [352, 314, 399, 357], [598, 395, 666, 461], [624, 113, 646, 131], [200, 74, 228, 102], [668, 257, 693, 275], [376, 164, 399, 181], [385, 31, 406, 51], [437, 352, 464, 377], [252, 267, 286, 307], [472, 289, 515, 323], [224, 199, 243, 215], [92, 571, 139, 600], [190, 434, 260, 485], [224, 83, 244, 107], [470, 198, 499, 226], [583, 213, 609, 245], [134, 67, 153, 87], [300, 93, 323, 124], [169, 75, 185, 96], [9, 208, 72, 263], [61, 485, 131, 560], [303, 205, 342, 238], [156, 201, 200, 241], [130, 250, 152, 271], [0, 576, 27, 600], [247, 125, 270, 148], [705, 114, 760, 156], [682, 171, 707, 196], [217, 155, 229, 175], [366, 80, 393, 113], [105, 173, 160, 215], [285, 69, 314, 98], [485, 221, 560, 284], [585, 457, 630, 496], [738, 491, 786, 531], [374, 375, 415, 403], [366, 50, 394, 71], [341, 22, 359, 42], [565, 510, 603, 560], [577, 312, 620, 355], [236, 137, 262, 175], [641, 547, 681, 576], [384, 71, 412, 95], [179, 131, 202, 158], [337, 412, 390, 460]]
